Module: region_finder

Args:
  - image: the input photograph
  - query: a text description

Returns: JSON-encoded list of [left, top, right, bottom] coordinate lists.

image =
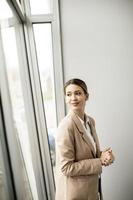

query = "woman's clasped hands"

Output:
[[100, 148, 115, 167]]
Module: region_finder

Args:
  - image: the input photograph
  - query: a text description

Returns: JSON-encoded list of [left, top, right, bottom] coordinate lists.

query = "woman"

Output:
[[56, 78, 115, 200]]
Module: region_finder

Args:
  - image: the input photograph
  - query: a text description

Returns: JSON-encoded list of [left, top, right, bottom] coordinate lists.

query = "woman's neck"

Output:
[[73, 110, 85, 121]]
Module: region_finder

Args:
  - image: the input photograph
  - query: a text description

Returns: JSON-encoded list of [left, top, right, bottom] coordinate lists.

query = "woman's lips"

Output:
[[71, 102, 79, 106]]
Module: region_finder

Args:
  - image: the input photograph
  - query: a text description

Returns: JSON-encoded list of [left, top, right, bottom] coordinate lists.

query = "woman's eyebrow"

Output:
[[74, 90, 82, 93], [66, 91, 71, 93], [66, 90, 81, 93]]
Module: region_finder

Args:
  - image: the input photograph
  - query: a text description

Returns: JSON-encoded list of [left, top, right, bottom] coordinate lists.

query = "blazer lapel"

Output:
[[69, 111, 96, 157], [88, 117, 101, 157]]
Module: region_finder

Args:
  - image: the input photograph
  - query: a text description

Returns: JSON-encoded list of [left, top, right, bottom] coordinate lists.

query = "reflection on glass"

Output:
[[0, 1, 39, 199], [33, 24, 56, 173], [29, 0, 52, 15]]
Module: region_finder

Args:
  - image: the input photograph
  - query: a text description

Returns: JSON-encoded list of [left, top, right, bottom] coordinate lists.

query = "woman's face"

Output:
[[65, 84, 88, 113]]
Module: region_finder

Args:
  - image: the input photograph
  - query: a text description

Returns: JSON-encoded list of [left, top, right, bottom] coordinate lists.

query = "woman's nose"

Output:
[[71, 94, 77, 100]]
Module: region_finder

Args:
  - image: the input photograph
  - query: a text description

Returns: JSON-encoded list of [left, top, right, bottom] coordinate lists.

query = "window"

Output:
[[0, 0, 64, 199]]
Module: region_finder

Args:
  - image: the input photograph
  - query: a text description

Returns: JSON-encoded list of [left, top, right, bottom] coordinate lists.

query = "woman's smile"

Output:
[[71, 102, 79, 106]]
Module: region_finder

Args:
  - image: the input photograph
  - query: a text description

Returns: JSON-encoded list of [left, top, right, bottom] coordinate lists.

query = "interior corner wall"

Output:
[[59, 0, 133, 199]]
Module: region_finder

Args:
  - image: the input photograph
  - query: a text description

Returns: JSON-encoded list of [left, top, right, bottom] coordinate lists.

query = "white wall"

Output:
[[59, 0, 133, 199]]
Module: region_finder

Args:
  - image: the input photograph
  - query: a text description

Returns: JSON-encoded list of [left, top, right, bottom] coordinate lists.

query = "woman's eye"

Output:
[[66, 93, 71, 96], [75, 92, 82, 96]]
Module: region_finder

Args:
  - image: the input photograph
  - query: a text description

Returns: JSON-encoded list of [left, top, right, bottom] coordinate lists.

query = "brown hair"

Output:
[[64, 78, 89, 98]]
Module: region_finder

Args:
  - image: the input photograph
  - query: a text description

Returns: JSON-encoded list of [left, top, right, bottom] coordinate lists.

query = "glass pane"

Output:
[[0, 1, 39, 199], [29, 0, 53, 15], [33, 24, 56, 175], [0, 0, 13, 19]]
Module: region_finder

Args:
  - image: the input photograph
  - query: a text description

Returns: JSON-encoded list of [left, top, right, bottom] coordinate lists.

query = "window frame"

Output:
[[23, 1, 65, 199], [6, 0, 25, 21]]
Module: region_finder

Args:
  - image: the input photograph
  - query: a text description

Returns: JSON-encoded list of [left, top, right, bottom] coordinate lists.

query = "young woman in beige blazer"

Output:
[[56, 79, 115, 200]]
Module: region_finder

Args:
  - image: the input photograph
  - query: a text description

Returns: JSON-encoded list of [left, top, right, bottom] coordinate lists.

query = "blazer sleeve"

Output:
[[56, 119, 102, 177]]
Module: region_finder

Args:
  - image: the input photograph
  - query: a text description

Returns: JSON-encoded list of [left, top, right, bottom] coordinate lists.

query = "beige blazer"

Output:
[[56, 111, 103, 200]]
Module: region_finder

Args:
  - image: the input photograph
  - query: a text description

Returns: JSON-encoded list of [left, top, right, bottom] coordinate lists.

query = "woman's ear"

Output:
[[86, 93, 89, 101]]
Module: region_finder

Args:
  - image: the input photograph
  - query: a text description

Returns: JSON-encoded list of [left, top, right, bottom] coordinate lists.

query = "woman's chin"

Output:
[[71, 107, 80, 112]]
